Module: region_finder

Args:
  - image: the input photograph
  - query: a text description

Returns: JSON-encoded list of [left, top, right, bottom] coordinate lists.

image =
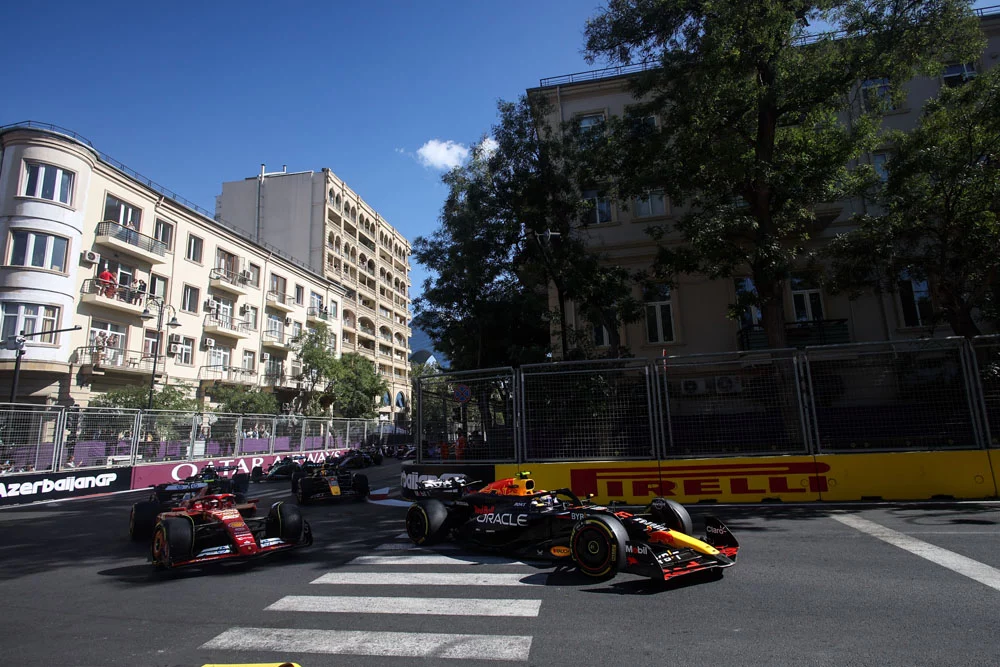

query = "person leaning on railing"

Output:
[[97, 267, 117, 298]]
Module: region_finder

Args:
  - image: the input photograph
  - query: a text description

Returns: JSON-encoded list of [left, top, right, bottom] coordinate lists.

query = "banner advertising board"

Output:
[[131, 449, 349, 488], [0, 467, 132, 506], [400, 463, 496, 499]]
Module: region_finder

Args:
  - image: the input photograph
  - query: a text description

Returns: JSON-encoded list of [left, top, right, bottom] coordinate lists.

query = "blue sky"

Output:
[[1, 1, 603, 303], [3, 0, 997, 312]]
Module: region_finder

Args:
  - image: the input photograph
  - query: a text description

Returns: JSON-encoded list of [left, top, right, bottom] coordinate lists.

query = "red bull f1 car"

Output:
[[149, 494, 312, 569], [292, 454, 370, 505], [405, 472, 739, 582]]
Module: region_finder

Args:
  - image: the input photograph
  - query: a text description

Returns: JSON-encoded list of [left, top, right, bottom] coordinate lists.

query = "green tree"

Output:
[[584, 0, 983, 347], [292, 323, 339, 415], [89, 384, 196, 411], [326, 353, 388, 419], [207, 384, 278, 415], [827, 65, 1000, 337]]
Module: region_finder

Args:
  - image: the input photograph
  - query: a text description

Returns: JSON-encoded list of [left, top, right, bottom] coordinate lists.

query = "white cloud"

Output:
[[416, 139, 470, 170], [477, 137, 499, 157]]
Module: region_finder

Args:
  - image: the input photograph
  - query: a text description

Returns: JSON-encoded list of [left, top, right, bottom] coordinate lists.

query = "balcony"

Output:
[[261, 328, 296, 350], [357, 325, 376, 339], [209, 267, 249, 296], [260, 372, 298, 389], [266, 290, 296, 312], [199, 365, 255, 384], [307, 306, 332, 324], [76, 346, 164, 376], [738, 319, 850, 351], [80, 280, 148, 316], [94, 221, 168, 264], [203, 314, 251, 339]]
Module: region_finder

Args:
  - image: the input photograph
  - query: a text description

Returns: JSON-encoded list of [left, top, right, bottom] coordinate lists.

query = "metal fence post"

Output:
[[793, 353, 814, 455], [962, 338, 990, 449], [51, 405, 65, 472], [130, 410, 143, 465]]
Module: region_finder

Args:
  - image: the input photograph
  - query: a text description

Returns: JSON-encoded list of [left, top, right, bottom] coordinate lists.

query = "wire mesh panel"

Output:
[[301, 418, 330, 451], [193, 413, 240, 458], [72, 407, 140, 468], [239, 415, 277, 455], [417, 368, 517, 462], [804, 339, 978, 452], [521, 360, 657, 462], [0, 404, 63, 473], [328, 419, 351, 449], [137, 410, 197, 462], [969, 335, 1000, 448], [658, 350, 809, 458]]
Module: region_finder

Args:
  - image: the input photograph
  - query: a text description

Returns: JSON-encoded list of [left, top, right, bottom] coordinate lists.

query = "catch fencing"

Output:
[[414, 336, 1000, 464], [0, 406, 408, 475]]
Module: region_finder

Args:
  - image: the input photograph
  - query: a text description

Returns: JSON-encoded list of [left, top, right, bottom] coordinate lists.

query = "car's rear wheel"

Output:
[[296, 477, 312, 505], [352, 473, 370, 500], [250, 465, 264, 482], [266, 501, 304, 543], [649, 497, 693, 535], [151, 517, 194, 569], [291, 469, 304, 494], [571, 515, 627, 580], [129, 500, 160, 542], [406, 499, 448, 545]]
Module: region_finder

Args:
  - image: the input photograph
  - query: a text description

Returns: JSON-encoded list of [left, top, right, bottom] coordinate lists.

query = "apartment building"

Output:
[[216, 167, 412, 419], [0, 123, 347, 410], [528, 9, 1000, 358]]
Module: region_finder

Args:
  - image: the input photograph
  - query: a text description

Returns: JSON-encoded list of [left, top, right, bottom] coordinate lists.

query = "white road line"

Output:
[[267, 595, 542, 617], [202, 627, 532, 661], [347, 554, 539, 566], [374, 542, 459, 550], [832, 514, 1000, 592], [311, 572, 547, 587]]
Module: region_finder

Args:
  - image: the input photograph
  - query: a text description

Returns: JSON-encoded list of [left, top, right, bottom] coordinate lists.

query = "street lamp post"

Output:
[[6, 325, 81, 403], [139, 298, 181, 411]]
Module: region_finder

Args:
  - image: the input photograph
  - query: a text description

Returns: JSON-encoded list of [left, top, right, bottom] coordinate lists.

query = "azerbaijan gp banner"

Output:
[[131, 449, 350, 488], [0, 467, 132, 506]]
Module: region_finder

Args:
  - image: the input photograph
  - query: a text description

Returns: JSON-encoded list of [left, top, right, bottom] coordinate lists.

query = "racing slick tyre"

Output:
[[151, 517, 194, 569], [251, 465, 264, 482], [231, 472, 250, 503], [571, 515, 628, 580], [296, 477, 313, 505], [266, 501, 305, 543], [406, 499, 449, 546], [649, 497, 693, 535], [129, 501, 160, 542], [291, 468, 305, 495], [352, 473, 370, 500]]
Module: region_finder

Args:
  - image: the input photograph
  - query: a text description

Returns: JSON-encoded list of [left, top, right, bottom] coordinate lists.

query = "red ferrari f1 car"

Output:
[[148, 494, 311, 569], [405, 472, 739, 582]]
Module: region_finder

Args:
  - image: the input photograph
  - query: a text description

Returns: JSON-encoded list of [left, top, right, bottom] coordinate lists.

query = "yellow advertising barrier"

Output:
[[496, 449, 998, 504], [816, 450, 997, 501]]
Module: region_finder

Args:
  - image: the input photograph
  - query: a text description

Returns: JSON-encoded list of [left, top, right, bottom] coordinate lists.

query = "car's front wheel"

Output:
[[570, 515, 627, 580], [150, 517, 194, 569]]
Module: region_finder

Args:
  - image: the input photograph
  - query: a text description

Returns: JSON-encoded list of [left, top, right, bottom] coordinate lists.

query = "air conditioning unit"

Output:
[[168, 343, 182, 354], [81, 250, 101, 265], [203, 337, 216, 348], [284, 317, 292, 326], [239, 304, 250, 315], [261, 352, 270, 361], [715, 375, 743, 394], [239, 269, 252, 281], [680, 378, 710, 396], [203, 299, 216, 312], [168, 333, 181, 343]]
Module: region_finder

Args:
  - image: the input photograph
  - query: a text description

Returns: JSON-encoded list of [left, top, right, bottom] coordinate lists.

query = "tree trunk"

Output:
[[946, 304, 982, 339], [758, 279, 788, 349]]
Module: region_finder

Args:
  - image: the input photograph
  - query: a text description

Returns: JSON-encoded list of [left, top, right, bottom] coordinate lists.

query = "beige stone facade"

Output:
[[0, 125, 396, 414], [528, 12, 1000, 358]]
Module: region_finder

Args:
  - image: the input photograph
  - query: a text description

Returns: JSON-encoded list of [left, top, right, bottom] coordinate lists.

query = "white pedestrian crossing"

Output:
[[200, 537, 545, 662]]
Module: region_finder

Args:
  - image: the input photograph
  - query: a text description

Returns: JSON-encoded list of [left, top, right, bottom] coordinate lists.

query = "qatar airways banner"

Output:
[[130, 449, 350, 488]]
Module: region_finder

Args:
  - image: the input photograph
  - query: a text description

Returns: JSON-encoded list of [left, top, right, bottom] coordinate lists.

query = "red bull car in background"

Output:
[[292, 455, 370, 505], [405, 472, 739, 582], [149, 495, 311, 569]]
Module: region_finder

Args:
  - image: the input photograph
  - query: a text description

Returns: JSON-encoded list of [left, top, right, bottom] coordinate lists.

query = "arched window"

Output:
[[395, 392, 406, 409]]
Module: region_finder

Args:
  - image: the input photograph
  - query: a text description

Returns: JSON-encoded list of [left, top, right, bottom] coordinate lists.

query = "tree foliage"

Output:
[[827, 65, 1000, 337], [584, 0, 983, 347], [88, 384, 196, 411], [207, 384, 278, 415], [290, 325, 388, 418]]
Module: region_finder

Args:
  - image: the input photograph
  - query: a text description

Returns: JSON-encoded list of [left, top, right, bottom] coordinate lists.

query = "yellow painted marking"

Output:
[[201, 662, 301, 667]]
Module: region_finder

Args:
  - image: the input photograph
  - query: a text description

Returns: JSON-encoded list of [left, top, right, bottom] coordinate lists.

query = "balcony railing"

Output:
[[204, 314, 252, 335], [80, 279, 149, 307], [95, 221, 167, 257], [209, 267, 250, 289], [738, 319, 850, 350], [76, 346, 165, 373], [266, 290, 295, 308], [307, 306, 331, 321], [199, 365, 255, 383]]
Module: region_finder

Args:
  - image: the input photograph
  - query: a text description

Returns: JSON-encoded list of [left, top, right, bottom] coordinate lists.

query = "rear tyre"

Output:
[[129, 501, 160, 542], [405, 499, 448, 545], [296, 477, 312, 505], [266, 501, 304, 543], [290, 469, 304, 495], [250, 465, 264, 482], [150, 517, 194, 569], [352, 473, 370, 500], [649, 497, 693, 535], [571, 515, 628, 580]]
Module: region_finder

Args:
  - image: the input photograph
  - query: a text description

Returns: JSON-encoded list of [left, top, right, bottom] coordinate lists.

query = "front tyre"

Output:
[[352, 473, 370, 500], [571, 515, 627, 580], [649, 497, 693, 535], [266, 501, 305, 543], [150, 517, 194, 569], [405, 499, 448, 545]]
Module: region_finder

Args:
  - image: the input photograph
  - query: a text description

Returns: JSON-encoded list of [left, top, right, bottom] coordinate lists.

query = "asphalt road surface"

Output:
[[1, 460, 998, 667]]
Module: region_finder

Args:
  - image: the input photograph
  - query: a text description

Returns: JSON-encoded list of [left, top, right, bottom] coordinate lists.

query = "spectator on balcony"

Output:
[[124, 218, 138, 245], [97, 266, 117, 298], [131, 279, 147, 305]]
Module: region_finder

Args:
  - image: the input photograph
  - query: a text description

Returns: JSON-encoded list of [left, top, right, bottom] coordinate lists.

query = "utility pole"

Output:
[[6, 325, 81, 403]]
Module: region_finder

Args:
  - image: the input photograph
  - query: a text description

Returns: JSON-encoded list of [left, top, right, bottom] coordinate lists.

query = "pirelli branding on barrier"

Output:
[[0, 467, 132, 506]]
